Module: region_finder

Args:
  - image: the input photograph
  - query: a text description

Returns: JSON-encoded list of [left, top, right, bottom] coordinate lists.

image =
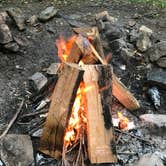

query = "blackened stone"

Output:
[[129, 29, 139, 43], [147, 69, 166, 89], [7, 7, 26, 31], [109, 38, 127, 52], [0, 23, 12, 44], [105, 28, 123, 41], [148, 41, 166, 62]]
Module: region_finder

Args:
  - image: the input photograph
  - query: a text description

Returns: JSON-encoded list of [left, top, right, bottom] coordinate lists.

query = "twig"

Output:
[[19, 109, 48, 119], [66, 141, 79, 154], [0, 99, 24, 140], [115, 128, 153, 145]]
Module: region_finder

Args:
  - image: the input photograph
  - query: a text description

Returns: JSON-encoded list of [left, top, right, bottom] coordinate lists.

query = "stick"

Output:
[[0, 99, 24, 140], [115, 128, 153, 145], [20, 109, 48, 119]]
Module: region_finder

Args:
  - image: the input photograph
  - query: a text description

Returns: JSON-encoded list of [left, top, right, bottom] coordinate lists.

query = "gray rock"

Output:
[[136, 153, 164, 166], [95, 11, 117, 23], [96, 20, 105, 32], [38, 6, 58, 22], [47, 63, 60, 75], [0, 12, 8, 24], [67, 19, 87, 28], [147, 69, 166, 89], [148, 41, 166, 62], [27, 15, 38, 26], [0, 23, 12, 44], [128, 19, 136, 27], [129, 29, 139, 43], [0, 134, 34, 166], [7, 7, 26, 31], [140, 114, 166, 128], [4, 42, 19, 52], [139, 25, 153, 36], [157, 57, 166, 68], [29, 72, 48, 92], [136, 33, 152, 52]]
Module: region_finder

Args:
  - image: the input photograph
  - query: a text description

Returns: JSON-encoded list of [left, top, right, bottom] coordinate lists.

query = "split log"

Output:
[[73, 27, 105, 59], [39, 63, 84, 159], [112, 74, 140, 110], [83, 64, 117, 164], [66, 40, 82, 63]]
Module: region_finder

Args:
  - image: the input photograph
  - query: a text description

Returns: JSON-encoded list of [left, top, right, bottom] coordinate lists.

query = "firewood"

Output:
[[39, 63, 84, 159], [83, 64, 117, 164], [71, 31, 140, 110], [66, 41, 82, 63], [112, 74, 140, 110], [73, 27, 105, 59]]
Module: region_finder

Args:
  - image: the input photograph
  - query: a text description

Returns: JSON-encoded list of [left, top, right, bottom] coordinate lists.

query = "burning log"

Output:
[[83, 64, 117, 163], [39, 63, 84, 159], [73, 27, 105, 59]]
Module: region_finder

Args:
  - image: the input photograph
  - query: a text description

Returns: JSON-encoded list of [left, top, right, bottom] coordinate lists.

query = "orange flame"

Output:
[[56, 35, 76, 62], [117, 112, 129, 129], [64, 82, 88, 148], [56, 35, 92, 148]]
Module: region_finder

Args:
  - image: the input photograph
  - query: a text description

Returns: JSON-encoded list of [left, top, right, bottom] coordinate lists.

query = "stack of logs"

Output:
[[39, 27, 140, 164]]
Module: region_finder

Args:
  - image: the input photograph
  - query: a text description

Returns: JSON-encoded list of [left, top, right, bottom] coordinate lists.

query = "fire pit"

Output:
[[39, 27, 140, 165]]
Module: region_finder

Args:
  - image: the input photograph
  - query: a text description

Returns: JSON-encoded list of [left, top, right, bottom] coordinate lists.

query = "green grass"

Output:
[[129, 0, 166, 8]]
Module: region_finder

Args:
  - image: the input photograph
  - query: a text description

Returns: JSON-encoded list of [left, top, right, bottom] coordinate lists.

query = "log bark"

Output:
[[39, 63, 84, 159], [83, 64, 117, 164]]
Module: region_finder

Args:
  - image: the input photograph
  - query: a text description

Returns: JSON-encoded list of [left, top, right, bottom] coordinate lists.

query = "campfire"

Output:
[[39, 27, 140, 165]]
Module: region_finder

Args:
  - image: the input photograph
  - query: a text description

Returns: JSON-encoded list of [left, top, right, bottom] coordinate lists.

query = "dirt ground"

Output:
[[0, 0, 166, 137]]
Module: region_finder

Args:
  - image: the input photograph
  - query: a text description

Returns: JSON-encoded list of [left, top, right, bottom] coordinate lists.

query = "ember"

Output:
[[118, 112, 129, 129]]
